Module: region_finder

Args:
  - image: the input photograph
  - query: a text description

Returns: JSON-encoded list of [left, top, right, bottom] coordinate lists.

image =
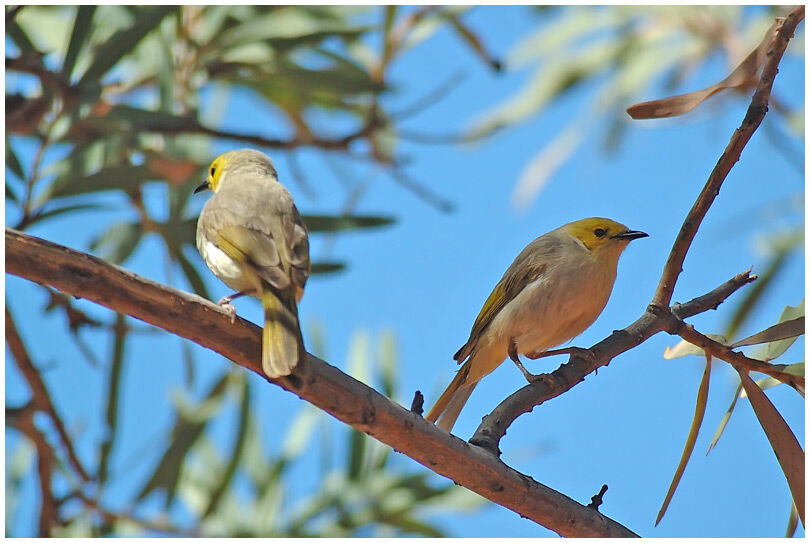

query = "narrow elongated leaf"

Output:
[[6, 140, 25, 181], [202, 377, 250, 519], [627, 21, 778, 119], [656, 355, 712, 526], [737, 369, 805, 526], [91, 104, 204, 132], [136, 373, 229, 505], [27, 203, 112, 227], [786, 501, 799, 537], [175, 249, 211, 299], [42, 164, 153, 202], [663, 334, 727, 359], [766, 301, 806, 361], [79, 6, 177, 84], [98, 313, 127, 486], [311, 261, 346, 275], [439, 10, 500, 71], [62, 6, 96, 80], [301, 214, 394, 233], [706, 382, 742, 455], [726, 249, 794, 339], [89, 222, 143, 264], [6, 183, 20, 205], [730, 317, 804, 348], [510, 122, 584, 210]]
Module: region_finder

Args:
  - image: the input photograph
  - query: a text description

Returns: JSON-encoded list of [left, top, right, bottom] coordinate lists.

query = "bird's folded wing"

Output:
[[215, 224, 291, 291], [284, 207, 310, 300], [455, 260, 547, 362]]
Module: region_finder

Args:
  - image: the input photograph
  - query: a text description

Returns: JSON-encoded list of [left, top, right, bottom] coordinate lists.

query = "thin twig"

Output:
[[652, 6, 804, 308], [8, 403, 59, 536], [671, 319, 803, 390], [388, 168, 455, 213], [5, 306, 93, 482]]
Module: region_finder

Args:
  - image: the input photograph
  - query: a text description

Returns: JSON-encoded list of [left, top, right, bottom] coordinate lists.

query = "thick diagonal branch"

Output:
[[5, 227, 637, 538]]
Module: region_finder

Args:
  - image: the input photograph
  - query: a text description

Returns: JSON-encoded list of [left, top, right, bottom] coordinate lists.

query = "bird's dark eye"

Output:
[[210, 166, 216, 177], [593, 228, 606, 238]]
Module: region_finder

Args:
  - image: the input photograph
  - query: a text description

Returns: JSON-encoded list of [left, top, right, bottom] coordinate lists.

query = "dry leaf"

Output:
[[730, 316, 805, 348], [656, 355, 712, 526], [738, 369, 805, 526], [626, 21, 778, 119]]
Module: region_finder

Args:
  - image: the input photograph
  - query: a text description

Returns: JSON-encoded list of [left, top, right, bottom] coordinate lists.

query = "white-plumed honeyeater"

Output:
[[195, 149, 310, 378], [426, 217, 647, 432]]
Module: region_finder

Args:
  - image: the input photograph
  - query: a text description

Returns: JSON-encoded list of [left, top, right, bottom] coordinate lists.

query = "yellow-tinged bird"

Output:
[[426, 217, 647, 432], [194, 149, 310, 378]]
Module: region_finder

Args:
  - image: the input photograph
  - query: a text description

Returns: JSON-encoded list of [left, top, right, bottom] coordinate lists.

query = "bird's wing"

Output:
[[454, 238, 555, 362], [284, 205, 310, 301], [215, 223, 291, 291], [204, 180, 311, 298]]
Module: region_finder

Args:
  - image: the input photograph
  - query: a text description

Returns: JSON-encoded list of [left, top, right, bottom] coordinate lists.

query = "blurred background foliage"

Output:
[[5, 5, 803, 537]]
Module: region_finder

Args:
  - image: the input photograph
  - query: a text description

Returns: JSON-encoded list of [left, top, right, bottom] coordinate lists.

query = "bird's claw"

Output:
[[217, 298, 238, 324]]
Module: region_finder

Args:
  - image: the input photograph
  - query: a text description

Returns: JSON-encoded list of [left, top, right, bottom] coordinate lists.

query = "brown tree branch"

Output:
[[671, 320, 803, 390], [7, 403, 59, 536], [5, 227, 638, 538], [652, 5, 804, 308], [469, 5, 802, 455], [5, 306, 92, 482]]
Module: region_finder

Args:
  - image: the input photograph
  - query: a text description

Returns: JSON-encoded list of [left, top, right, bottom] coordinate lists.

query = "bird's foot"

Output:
[[508, 338, 542, 384], [525, 371, 560, 387], [217, 298, 238, 324]]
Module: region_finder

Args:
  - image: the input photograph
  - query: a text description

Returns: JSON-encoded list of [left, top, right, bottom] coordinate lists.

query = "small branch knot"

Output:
[[587, 484, 609, 511], [410, 390, 424, 416]]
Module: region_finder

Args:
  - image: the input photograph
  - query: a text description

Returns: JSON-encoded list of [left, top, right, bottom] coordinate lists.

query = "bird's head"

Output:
[[562, 217, 648, 257], [194, 149, 277, 194]]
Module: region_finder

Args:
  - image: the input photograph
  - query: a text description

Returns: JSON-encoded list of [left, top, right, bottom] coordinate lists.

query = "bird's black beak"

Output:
[[612, 229, 648, 241], [193, 180, 209, 194]]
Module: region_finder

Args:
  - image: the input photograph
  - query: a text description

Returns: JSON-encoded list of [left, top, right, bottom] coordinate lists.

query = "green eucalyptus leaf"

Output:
[[301, 214, 394, 233], [89, 221, 143, 264], [27, 202, 112, 227], [62, 6, 97, 80], [6, 140, 25, 181], [41, 164, 154, 203], [136, 373, 229, 505], [175, 249, 211, 299], [766, 300, 805, 361], [311, 261, 346, 275], [202, 377, 251, 519], [79, 5, 178, 84]]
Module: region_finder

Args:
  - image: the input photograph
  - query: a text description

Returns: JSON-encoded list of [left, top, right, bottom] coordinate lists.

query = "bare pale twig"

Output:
[[6, 306, 92, 482], [5, 227, 637, 538]]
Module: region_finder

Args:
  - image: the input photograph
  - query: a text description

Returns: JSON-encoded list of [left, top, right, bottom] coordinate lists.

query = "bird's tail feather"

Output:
[[261, 290, 302, 378], [426, 361, 475, 432], [435, 382, 476, 432]]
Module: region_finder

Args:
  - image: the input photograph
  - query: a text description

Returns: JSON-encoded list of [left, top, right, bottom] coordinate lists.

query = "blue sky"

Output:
[[5, 6, 805, 537]]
